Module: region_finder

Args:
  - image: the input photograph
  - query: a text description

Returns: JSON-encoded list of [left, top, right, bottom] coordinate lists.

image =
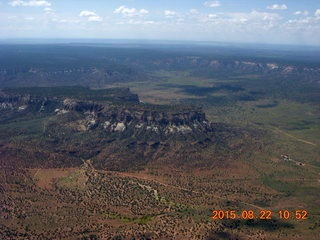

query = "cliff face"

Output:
[[53, 103, 214, 141], [100, 107, 210, 136], [63, 98, 104, 112], [0, 86, 139, 112], [0, 87, 261, 170], [0, 87, 212, 139], [0, 92, 42, 105], [146, 57, 320, 77]]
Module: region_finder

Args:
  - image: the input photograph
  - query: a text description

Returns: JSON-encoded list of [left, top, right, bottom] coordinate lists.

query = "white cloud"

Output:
[[204, 1, 221, 8], [294, 11, 309, 16], [197, 13, 218, 23], [251, 10, 281, 21], [315, 9, 320, 17], [287, 18, 311, 24], [9, 0, 51, 7], [225, 11, 281, 24], [24, 16, 34, 20], [79, 11, 96, 17], [118, 19, 155, 25], [140, 9, 148, 15], [164, 10, 177, 18], [114, 6, 149, 18], [43, 7, 53, 14], [208, 14, 217, 19], [88, 16, 102, 22], [79, 10, 102, 22], [267, 4, 288, 10]]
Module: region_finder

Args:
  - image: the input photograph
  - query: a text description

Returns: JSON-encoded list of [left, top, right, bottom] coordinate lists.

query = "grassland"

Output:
[[98, 68, 320, 238], [104, 70, 319, 144]]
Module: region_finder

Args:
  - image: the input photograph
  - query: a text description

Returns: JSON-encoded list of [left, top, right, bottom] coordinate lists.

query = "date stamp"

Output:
[[212, 209, 308, 220]]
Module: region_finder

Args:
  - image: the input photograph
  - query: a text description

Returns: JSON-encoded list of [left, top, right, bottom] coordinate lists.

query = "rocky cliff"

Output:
[[0, 87, 261, 170], [0, 87, 213, 139]]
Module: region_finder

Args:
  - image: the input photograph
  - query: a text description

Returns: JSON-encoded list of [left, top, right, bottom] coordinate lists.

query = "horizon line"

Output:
[[1, 38, 320, 48]]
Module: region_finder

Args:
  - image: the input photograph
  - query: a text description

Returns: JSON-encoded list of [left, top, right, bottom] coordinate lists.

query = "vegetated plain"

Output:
[[0, 43, 319, 239]]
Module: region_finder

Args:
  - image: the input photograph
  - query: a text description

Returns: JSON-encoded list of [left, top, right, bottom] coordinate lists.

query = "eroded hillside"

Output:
[[0, 86, 261, 171]]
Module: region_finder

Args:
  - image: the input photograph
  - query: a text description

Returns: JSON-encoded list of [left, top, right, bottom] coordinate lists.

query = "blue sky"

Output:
[[1, 0, 320, 45]]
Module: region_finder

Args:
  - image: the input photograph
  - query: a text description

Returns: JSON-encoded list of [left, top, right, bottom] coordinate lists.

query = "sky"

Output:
[[1, 0, 320, 46]]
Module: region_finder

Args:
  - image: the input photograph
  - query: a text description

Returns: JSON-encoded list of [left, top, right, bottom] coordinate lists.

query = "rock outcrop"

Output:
[[100, 106, 213, 139], [63, 98, 103, 112], [0, 86, 260, 170], [0, 87, 213, 139]]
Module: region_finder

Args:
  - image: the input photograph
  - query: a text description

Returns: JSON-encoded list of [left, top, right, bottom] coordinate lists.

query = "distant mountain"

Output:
[[1, 45, 319, 88]]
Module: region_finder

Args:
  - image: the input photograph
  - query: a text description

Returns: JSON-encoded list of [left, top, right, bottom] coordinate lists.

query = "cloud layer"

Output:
[[114, 6, 149, 18], [2, 1, 320, 45], [267, 4, 287, 10]]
